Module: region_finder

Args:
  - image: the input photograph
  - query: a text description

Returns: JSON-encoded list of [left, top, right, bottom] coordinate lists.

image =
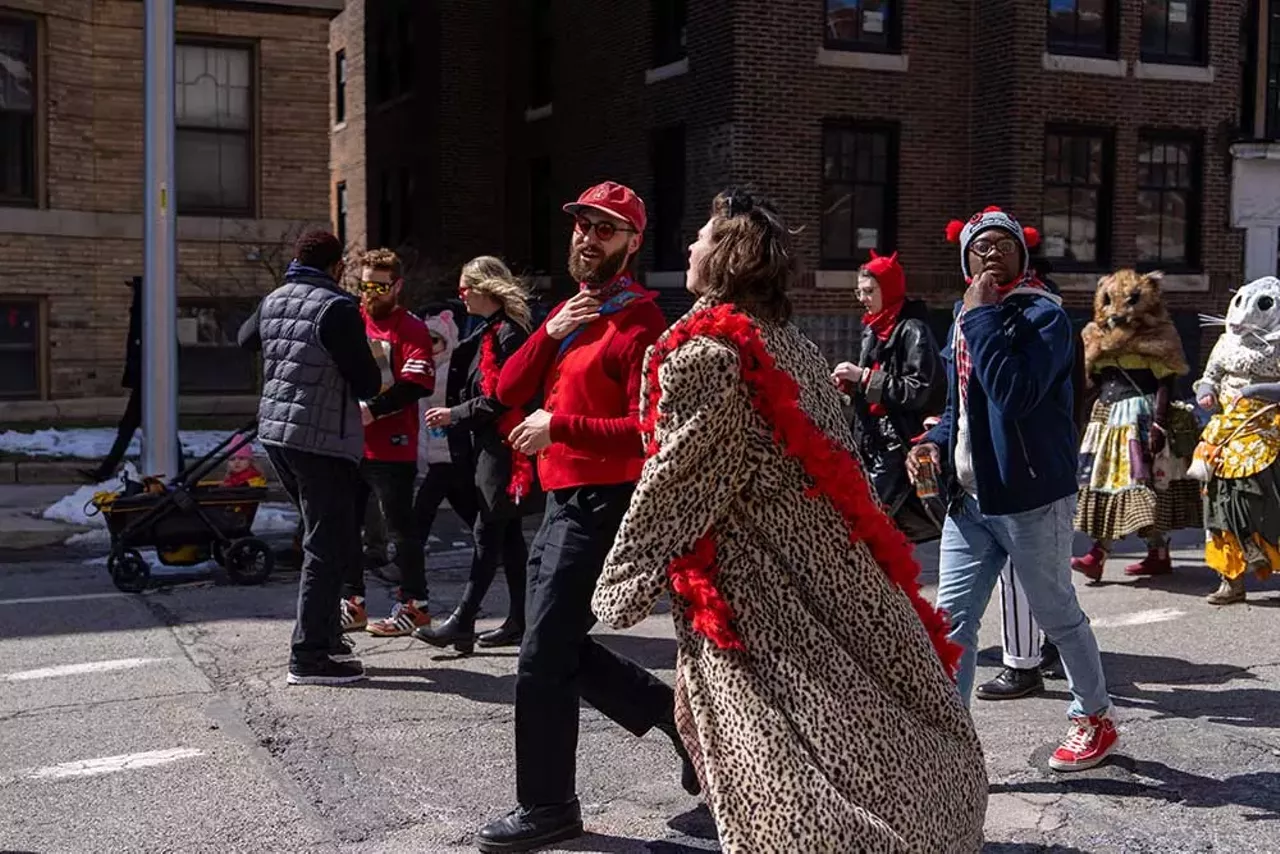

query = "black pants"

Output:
[[99, 388, 142, 477], [457, 504, 528, 624], [414, 462, 479, 543], [349, 459, 425, 601], [266, 445, 362, 668], [515, 483, 675, 806]]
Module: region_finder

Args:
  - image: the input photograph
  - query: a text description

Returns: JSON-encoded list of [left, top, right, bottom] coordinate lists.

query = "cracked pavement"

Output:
[[0, 525, 1278, 853]]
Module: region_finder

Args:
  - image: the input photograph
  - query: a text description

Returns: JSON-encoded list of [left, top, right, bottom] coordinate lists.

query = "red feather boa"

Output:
[[478, 326, 535, 504], [643, 304, 962, 678]]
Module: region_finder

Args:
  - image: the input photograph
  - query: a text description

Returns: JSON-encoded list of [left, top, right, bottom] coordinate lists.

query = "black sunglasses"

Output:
[[573, 216, 636, 241]]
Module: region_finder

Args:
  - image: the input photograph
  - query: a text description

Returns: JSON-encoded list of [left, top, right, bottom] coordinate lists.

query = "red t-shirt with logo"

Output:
[[362, 306, 435, 462]]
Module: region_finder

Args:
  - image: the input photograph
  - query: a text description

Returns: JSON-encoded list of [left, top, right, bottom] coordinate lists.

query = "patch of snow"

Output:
[[0, 428, 263, 461]]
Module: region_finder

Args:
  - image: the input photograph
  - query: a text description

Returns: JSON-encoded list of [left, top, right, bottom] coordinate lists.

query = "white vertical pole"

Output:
[[142, 0, 179, 477]]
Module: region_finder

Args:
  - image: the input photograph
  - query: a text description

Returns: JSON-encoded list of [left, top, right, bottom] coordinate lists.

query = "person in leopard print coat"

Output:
[[593, 189, 987, 853]]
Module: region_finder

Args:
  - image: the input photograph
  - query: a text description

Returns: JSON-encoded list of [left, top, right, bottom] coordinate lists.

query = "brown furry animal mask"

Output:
[[1080, 270, 1189, 377]]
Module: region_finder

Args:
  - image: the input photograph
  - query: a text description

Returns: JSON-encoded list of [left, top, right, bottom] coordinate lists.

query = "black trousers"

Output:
[[266, 445, 362, 668], [458, 504, 528, 624], [99, 387, 142, 477], [349, 459, 425, 601], [515, 483, 675, 806], [414, 461, 478, 539]]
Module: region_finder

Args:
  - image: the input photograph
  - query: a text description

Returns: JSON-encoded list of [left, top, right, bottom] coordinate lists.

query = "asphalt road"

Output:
[[0, 527, 1278, 853]]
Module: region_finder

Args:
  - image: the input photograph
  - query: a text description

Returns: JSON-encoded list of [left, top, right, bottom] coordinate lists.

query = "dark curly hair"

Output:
[[293, 229, 344, 271], [694, 187, 795, 323]]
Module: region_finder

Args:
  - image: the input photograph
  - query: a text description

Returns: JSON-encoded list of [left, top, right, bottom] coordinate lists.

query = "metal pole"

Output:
[[141, 0, 179, 477]]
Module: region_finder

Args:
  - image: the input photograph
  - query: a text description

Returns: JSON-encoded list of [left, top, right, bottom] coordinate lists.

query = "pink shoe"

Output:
[[1071, 543, 1108, 582], [1124, 548, 1173, 577]]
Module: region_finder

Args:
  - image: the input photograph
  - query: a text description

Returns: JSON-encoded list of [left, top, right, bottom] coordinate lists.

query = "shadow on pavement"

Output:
[[1094, 651, 1279, 730], [355, 665, 516, 704], [595, 633, 678, 671], [991, 761, 1280, 821], [982, 844, 1093, 853]]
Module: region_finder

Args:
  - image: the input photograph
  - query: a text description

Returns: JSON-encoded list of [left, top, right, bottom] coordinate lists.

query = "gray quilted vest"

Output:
[[256, 273, 364, 462]]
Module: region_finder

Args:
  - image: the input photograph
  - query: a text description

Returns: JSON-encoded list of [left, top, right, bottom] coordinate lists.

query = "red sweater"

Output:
[[497, 280, 666, 490]]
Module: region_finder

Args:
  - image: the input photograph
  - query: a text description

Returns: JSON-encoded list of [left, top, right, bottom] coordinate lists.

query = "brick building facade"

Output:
[[0, 0, 340, 406], [333, 1, 1268, 374]]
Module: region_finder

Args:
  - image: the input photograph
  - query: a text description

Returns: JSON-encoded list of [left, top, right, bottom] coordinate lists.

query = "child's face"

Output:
[[228, 458, 250, 473]]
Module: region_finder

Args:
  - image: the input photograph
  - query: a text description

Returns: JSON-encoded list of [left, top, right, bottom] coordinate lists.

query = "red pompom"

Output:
[[1023, 226, 1041, 249], [983, 205, 1003, 213], [944, 219, 965, 244]]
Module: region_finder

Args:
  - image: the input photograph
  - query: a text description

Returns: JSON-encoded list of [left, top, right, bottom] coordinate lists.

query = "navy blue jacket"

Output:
[[924, 288, 1079, 516]]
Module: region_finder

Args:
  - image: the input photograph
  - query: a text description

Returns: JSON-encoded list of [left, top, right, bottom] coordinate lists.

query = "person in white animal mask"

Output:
[[1191, 275, 1280, 604]]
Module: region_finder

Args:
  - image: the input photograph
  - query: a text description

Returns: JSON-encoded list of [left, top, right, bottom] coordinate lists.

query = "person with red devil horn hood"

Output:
[[831, 250, 947, 544], [907, 206, 1119, 773]]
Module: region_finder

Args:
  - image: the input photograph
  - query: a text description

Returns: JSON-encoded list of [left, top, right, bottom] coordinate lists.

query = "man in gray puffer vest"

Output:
[[239, 229, 381, 685]]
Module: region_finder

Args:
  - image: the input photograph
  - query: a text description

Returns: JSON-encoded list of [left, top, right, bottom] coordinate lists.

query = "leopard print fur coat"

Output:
[[594, 303, 987, 853]]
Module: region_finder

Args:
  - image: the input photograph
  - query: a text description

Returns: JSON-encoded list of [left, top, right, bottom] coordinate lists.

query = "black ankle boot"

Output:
[[657, 722, 701, 796], [411, 607, 476, 654], [476, 800, 583, 853], [975, 666, 1044, 701], [477, 617, 524, 648]]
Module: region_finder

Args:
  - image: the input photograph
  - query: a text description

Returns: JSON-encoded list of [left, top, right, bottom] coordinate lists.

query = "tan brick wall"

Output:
[[329, 0, 366, 253], [0, 0, 335, 400]]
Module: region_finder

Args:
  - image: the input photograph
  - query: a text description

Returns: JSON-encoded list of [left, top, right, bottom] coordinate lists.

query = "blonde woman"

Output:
[[415, 257, 538, 652]]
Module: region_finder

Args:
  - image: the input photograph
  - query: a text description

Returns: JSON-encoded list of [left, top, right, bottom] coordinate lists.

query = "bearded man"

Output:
[[475, 182, 693, 852]]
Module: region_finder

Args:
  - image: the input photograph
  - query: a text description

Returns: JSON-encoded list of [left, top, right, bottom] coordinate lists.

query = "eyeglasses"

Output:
[[970, 237, 1019, 257], [359, 280, 393, 295], [573, 217, 635, 242]]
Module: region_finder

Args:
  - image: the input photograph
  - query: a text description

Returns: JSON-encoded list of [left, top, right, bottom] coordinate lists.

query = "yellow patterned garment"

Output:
[[1194, 397, 1280, 480], [1090, 353, 1182, 379], [1206, 530, 1278, 580]]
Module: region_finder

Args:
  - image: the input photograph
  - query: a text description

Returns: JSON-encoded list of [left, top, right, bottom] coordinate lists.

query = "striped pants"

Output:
[[999, 563, 1043, 670]]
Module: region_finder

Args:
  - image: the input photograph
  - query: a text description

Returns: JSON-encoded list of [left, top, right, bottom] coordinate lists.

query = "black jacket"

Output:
[[851, 298, 946, 458], [446, 312, 536, 514]]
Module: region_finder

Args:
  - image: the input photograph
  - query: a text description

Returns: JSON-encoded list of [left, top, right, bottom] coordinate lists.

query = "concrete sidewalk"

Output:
[[0, 484, 90, 551]]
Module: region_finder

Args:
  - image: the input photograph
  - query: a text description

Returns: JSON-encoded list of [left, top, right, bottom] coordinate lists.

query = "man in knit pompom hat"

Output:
[[908, 206, 1117, 773]]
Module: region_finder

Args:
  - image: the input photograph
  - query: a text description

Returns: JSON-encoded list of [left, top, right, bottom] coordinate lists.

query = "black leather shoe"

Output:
[[1039, 641, 1065, 680], [658, 722, 701, 796], [975, 666, 1044, 701], [412, 608, 476, 655], [477, 619, 524, 648], [475, 800, 583, 853]]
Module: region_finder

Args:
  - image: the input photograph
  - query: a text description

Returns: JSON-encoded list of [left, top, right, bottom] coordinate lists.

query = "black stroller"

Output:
[[89, 422, 276, 593]]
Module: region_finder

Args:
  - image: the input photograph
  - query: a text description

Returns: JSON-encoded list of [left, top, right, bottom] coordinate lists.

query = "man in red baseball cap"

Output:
[[474, 182, 694, 852]]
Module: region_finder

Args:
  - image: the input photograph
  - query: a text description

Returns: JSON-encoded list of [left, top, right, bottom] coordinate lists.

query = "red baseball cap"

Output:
[[562, 181, 647, 233]]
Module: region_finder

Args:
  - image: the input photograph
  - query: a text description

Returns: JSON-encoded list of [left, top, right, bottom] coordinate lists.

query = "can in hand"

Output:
[[914, 454, 940, 500]]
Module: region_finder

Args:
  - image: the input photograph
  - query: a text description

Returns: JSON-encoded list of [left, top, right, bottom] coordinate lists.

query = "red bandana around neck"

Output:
[[582, 272, 633, 302], [641, 303, 963, 677], [862, 300, 905, 342]]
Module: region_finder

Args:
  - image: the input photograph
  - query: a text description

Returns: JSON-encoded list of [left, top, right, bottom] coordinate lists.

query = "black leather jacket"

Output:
[[851, 299, 946, 463]]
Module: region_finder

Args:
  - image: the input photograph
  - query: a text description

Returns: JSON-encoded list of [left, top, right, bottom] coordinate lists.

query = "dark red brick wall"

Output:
[[342, 0, 1250, 360]]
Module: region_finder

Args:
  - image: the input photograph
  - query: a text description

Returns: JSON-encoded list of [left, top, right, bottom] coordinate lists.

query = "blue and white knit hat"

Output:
[[945, 206, 1041, 280]]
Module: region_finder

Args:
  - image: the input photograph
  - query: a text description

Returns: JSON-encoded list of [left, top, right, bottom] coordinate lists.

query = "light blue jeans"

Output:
[[936, 493, 1111, 718]]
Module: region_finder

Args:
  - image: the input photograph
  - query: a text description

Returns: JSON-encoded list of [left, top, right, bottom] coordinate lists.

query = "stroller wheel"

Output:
[[108, 549, 150, 593], [226, 538, 274, 585]]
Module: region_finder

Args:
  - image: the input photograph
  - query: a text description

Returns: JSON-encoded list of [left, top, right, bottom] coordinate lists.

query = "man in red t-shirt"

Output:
[[475, 183, 693, 852], [341, 249, 436, 638]]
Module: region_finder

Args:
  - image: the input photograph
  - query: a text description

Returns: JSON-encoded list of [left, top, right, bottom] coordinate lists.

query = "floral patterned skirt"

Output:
[[1074, 397, 1203, 541]]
